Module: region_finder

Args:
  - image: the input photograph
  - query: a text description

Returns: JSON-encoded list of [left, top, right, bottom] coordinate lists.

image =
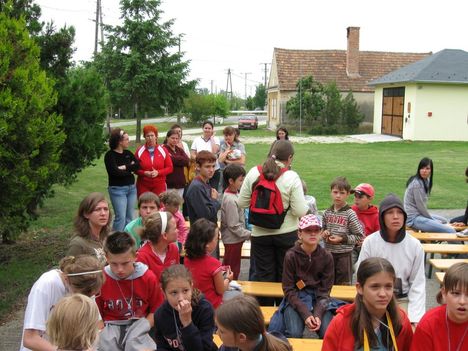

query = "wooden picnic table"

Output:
[[435, 272, 445, 284], [214, 334, 323, 351], [238, 280, 356, 301], [422, 243, 468, 254], [429, 258, 468, 271], [411, 232, 468, 242]]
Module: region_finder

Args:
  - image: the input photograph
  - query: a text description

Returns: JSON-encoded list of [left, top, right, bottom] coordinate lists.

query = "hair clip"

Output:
[[66, 270, 103, 277]]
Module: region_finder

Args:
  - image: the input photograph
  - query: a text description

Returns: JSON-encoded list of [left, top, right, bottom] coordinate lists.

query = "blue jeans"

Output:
[[108, 185, 137, 231], [408, 214, 456, 233]]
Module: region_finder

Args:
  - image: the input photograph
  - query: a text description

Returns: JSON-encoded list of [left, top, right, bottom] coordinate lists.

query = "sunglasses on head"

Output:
[[354, 191, 369, 198]]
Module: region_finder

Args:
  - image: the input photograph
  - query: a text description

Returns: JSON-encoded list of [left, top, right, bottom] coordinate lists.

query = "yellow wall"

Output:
[[374, 83, 468, 141]]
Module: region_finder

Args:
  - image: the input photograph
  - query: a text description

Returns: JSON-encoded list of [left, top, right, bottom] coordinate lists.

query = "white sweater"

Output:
[[356, 231, 426, 323]]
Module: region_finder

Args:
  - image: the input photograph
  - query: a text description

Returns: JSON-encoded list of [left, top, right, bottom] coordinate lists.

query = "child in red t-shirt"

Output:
[[184, 218, 233, 308], [136, 211, 179, 281], [412, 262, 467, 351], [96, 231, 163, 351]]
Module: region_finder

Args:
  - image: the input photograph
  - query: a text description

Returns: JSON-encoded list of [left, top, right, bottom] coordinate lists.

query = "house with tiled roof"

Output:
[[369, 49, 468, 141], [267, 27, 430, 128]]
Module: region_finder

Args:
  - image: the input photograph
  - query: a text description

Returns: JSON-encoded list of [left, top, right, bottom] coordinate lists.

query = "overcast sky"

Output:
[[35, 0, 468, 97]]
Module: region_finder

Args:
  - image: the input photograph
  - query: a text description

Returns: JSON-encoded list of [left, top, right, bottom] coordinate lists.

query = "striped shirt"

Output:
[[323, 204, 364, 253]]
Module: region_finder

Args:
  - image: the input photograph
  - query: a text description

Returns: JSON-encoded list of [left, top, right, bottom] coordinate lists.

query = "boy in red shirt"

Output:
[[96, 231, 163, 351], [351, 183, 380, 236]]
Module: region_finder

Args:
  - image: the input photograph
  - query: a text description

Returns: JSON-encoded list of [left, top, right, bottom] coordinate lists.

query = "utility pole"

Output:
[[210, 80, 213, 94], [242, 72, 251, 100], [225, 69, 233, 100], [260, 63, 270, 88], [99, 0, 104, 47], [94, 0, 100, 54]]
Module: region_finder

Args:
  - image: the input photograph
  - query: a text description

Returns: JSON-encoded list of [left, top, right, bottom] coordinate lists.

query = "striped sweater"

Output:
[[323, 204, 364, 253]]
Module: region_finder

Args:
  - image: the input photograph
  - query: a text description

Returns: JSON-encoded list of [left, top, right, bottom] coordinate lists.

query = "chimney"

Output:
[[346, 26, 360, 78]]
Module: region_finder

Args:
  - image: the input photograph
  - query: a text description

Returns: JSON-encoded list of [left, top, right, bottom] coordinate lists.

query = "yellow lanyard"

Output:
[[363, 312, 398, 351]]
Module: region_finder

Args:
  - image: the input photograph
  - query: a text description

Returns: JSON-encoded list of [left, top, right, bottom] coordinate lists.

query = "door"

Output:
[[381, 87, 405, 137]]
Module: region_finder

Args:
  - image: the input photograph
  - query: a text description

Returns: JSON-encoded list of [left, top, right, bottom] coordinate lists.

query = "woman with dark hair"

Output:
[[68, 192, 112, 263], [190, 121, 221, 189], [450, 166, 468, 226], [276, 127, 289, 140], [404, 157, 456, 233], [164, 128, 190, 197], [135, 124, 173, 196], [322, 257, 413, 351], [238, 140, 308, 302], [104, 128, 139, 231]]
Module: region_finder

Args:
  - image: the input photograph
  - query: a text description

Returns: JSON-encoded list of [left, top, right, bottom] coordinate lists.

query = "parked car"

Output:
[[238, 115, 258, 130]]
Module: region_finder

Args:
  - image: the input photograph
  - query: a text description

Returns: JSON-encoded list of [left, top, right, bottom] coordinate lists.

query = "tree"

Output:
[[245, 96, 255, 110], [183, 93, 229, 124], [55, 65, 108, 184], [286, 75, 324, 123], [341, 91, 364, 132], [0, 9, 65, 242], [253, 84, 266, 109], [95, 0, 196, 143], [321, 82, 342, 127]]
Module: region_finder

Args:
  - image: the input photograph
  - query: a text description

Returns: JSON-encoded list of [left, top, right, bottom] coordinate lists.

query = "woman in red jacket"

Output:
[[135, 125, 173, 196], [322, 257, 413, 351]]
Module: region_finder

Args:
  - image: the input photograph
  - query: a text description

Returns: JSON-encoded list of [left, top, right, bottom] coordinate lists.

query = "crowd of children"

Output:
[[18, 125, 468, 351]]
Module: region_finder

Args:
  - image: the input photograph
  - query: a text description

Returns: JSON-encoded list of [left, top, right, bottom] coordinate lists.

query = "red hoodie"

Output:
[[322, 303, 413, 351], [352, 204, 380, 236]]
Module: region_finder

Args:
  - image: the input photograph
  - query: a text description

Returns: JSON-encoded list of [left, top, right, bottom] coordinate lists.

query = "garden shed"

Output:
[[369, 49, 468, 141]]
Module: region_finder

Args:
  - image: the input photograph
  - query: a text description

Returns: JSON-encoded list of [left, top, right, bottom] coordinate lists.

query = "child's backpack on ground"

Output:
[[249, 165, 288, 229]]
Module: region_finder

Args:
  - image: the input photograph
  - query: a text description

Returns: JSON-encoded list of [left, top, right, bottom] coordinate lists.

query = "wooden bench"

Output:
[[260, 306, 276, 324], [435, 272, 445, 284], [422, 244, 468, 277], [422, 243, 468, 254], [407, 225, 468, 232], [238, 280, 356, 301], [411, 232, 468, 242], [219, 241, 251, 258], [429, 258, 468, 272], [213, 334, 323, 351]]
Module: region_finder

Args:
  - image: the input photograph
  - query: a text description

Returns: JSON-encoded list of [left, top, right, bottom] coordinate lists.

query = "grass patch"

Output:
[[0, 139, 466, 321]]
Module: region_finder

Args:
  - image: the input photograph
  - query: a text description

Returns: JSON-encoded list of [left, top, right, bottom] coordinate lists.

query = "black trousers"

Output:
[[251, 230, 298, 305]]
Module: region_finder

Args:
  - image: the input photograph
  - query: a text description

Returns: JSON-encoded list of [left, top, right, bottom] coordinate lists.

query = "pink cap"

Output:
[[351, 183, 375, 197], [299, 214, 322, 230]]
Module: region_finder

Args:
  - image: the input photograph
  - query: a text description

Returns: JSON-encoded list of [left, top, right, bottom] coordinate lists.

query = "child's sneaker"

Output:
[[456, 228, 468, 238]]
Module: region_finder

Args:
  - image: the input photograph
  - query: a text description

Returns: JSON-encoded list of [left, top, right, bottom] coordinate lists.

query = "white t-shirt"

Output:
[[191, 136, 221, 170], [21, 269, 66, 351]]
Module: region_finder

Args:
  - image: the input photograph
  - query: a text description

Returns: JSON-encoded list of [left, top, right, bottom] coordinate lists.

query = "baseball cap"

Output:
[[351, 183, 375, 197], [299, 214, 322, 230]]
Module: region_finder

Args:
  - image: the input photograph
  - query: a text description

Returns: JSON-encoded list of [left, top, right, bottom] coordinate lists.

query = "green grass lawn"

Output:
[[0, 139, 466, 319]]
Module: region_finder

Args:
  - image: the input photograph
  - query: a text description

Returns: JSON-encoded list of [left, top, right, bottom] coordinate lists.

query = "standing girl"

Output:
[[322, 257, 413, 351], [216, 295, 292, 351], [184, 218, 233, 309], [411, 262, 467, 351], [68, 192, 112, 264], [190, 121, 221, 189], [21, 255, 104, 351], [136, 211, 180, 280], [104, 127, 139, 231], [164, 128, 190, 198], [46, 294, 100, 351], [404, 157, 456, 233], [154, 264, 218, 351], [160, 190, 189, 258]]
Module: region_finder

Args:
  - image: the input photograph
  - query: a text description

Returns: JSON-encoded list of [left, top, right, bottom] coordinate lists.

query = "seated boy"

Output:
[[322, 176, 364, 285], [184, 150, 221, 225], [350, 183, 380, 236], [268, 214, 334, 338], [96, 231, 163, 351], [220, 164, 251, 280], [124, 191, 160, 248]]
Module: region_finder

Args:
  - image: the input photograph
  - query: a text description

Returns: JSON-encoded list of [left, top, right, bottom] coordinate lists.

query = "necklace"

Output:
[[115, 274, 134, 318], [446, 308, 468, 351]]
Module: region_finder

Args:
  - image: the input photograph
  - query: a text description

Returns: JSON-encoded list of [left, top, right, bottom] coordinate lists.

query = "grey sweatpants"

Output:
[[97, 318, 156, 351]]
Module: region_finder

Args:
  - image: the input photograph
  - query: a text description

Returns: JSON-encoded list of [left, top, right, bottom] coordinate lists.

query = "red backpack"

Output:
[[249, 165, 289, 229]]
